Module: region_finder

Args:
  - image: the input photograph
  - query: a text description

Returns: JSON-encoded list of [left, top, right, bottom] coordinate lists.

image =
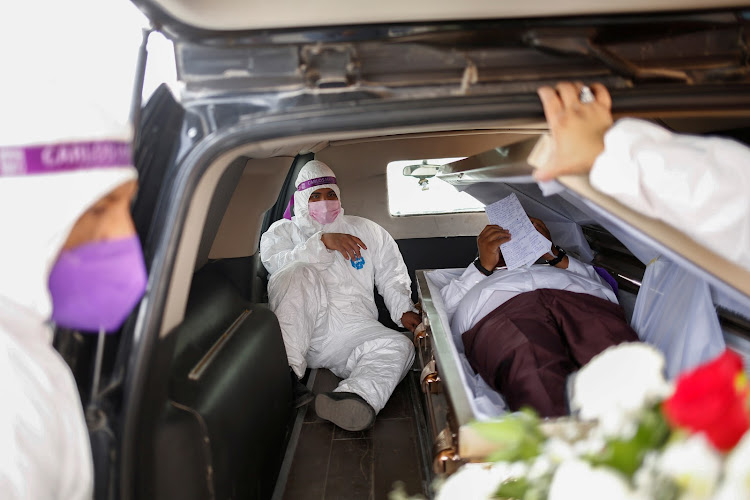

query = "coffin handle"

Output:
[[413, 321, 429, 348], [420, 360, 441, 394], [433, 427, 461, 475]]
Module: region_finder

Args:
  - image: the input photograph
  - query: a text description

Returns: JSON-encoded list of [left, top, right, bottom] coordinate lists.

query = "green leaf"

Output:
[[472, 411, 545, 462], [494, 477, 529, 499], [587, 405, 671, 477]]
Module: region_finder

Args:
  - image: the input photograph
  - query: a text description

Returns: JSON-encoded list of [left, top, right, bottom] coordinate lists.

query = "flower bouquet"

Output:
[[429, 343, 750, 500]]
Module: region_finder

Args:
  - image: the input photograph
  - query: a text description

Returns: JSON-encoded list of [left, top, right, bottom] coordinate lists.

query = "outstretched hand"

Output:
[[477, 225, 511, 271], [321, 232, 367, 261], [401, 311, 421, 333], [535, 82, 614, 181]]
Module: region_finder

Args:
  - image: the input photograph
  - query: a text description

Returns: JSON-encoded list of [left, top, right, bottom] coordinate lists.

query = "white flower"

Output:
[[548, 459, 644, 500], [542, 437, 577, 464], [656, 434, 721, 500], [713, 431, 750, 500], [571, 343, 672, 437], [435, 462, 526, 500], [571, 434, 607, 457], [527, 454, 554, 481]]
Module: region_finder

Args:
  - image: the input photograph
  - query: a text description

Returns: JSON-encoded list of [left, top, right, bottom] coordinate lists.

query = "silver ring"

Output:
[[579, 85, 595, 104]]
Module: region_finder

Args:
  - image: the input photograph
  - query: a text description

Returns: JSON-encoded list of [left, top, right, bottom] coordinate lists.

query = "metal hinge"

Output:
[[300, 44, 359, 89]]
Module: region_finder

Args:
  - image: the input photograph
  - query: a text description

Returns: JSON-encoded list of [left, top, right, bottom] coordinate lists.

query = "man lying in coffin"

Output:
[[441, 216, 638, 418]]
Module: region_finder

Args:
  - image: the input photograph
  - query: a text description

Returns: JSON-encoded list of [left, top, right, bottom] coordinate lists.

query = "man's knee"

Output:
[[347, 332, 414, 367], [384, 332, 415, 359], [383, 333, 415, 377], [268, 262, 326, 308], [269, 262, 323, 289]]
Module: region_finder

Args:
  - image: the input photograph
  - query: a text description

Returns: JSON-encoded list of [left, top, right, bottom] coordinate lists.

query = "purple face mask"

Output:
[[308, 200, 341, 225], [48, 235, 147, 332]]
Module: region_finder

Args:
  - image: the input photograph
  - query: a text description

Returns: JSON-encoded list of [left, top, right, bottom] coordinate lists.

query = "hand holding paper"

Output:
[[485, 193, 552, 270]]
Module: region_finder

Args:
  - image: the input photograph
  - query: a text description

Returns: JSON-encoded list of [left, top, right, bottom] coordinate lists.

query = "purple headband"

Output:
[[0, 140, 132, 177], [283, 175, 337, 220]]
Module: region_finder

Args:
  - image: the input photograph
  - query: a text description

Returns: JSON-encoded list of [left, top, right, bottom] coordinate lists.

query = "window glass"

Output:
[[387, 158, 485, 216]]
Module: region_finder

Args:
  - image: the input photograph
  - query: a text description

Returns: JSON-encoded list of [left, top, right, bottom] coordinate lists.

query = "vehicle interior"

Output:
[[52, 3, 750, 500], [117, 85, 750, 500]]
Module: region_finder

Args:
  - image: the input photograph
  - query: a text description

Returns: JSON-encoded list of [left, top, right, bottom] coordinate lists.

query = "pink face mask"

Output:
[[308, 200, 341, 225]]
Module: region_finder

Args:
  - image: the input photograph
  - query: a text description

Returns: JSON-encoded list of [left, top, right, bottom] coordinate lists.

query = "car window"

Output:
[[386, 158, 485, 216]]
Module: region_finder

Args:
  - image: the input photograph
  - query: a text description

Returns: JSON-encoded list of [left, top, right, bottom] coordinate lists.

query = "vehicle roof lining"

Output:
[[143, 0, 749, 32]]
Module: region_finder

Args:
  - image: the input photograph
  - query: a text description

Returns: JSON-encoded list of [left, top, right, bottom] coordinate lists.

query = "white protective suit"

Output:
[[0, 166, 137, 499], [260, 161, 416, 413], [0, 1, 143, 496], [590, 118, 750, 269]]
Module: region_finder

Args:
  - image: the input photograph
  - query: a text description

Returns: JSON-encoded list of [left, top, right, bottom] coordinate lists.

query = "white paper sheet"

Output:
[[485, 193, 551, 270]]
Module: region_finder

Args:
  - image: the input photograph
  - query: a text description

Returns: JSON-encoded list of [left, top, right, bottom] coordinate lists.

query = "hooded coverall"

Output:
[[260, 161, 416, 413], [0, 166, 138, 498], [0, 1, 143, 495]]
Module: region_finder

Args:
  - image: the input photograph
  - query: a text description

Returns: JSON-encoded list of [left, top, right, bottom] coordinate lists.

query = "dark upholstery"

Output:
[[153, 263, 293, 499], [375, 236, 478, 328]]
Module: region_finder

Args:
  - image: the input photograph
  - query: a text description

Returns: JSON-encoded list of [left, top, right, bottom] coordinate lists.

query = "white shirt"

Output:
[[441, 256, 618, 336]]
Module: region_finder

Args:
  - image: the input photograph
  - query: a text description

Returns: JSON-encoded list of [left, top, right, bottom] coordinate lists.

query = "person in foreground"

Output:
[[441, 216, 639, 417], [0, 149, 147, 498], [260, 160, 420, 431], [535, 81, 750, 268]]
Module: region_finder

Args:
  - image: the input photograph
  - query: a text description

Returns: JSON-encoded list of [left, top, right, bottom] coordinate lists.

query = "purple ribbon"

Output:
[[0, 140, 132, 177], [283, 175, 337, 220], [594, 266, 619, 297]]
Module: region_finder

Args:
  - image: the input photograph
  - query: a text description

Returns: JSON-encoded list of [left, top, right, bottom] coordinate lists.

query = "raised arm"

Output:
[[260, 221, 334, 275], [535, 81, 750, 265], [588, 118, 750, 263], [534, 81, 613, 181], [440, 224, 511, 315]]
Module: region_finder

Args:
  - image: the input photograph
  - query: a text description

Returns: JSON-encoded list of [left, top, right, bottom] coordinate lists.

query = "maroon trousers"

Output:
[[462, 289, 639, 417]]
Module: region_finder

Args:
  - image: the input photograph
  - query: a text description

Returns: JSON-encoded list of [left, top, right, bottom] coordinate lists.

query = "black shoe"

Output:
[[314, 392, 376, 431], [292, 377, 315, 408]]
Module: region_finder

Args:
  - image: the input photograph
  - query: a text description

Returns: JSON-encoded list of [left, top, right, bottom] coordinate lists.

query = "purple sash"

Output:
[[594, 266, 619, 297]]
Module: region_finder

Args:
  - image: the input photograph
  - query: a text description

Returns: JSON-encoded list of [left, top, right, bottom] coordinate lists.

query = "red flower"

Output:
[[662, 350, 750, 451]]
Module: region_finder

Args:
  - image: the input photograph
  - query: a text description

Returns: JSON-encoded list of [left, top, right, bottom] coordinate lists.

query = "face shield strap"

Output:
[[0, 140, 132, 177], [283, 176, 337, 220]]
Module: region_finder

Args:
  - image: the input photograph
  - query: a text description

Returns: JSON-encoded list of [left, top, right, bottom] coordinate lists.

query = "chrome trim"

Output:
[[188, 309, 253, 381], [416, 271, 475, 427]]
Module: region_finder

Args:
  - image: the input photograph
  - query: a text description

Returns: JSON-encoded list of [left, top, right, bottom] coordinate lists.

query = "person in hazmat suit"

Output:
[[0, 146, 147, 497], [260, 160, 421, 431], [0, 1, 147, 495]]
